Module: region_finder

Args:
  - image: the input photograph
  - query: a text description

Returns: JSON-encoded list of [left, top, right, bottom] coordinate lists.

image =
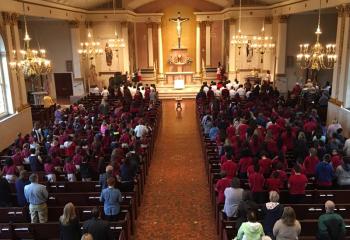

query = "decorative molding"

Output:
[[264, 16, 273, 24], [68, 19, 80, 28], [278, 15, 288, 23], [329, 98, 343, 107]]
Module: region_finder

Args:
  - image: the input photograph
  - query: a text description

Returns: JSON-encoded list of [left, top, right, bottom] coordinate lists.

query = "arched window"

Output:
[[0, 33, 13, 117]]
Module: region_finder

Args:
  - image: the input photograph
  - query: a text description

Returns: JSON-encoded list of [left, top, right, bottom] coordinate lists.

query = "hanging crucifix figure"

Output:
[[169, 12, 189, 49]]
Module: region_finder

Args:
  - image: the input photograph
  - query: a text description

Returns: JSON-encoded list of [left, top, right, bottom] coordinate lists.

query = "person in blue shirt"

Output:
[[315, 154, 334, 189], [24, 173, 49, 223], [15, 170, 30, 207], [100, 177, 122, 221], [209, 123, 220, 141]]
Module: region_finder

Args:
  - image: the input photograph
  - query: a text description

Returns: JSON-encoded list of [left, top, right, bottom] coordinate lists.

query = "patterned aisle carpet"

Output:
[[134, 100, 217, 240]]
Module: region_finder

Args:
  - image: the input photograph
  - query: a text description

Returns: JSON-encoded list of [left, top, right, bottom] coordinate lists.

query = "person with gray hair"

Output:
[[24, 173, 48, 223], [262, 191, 284, 238], [317, 200, 346, 240]]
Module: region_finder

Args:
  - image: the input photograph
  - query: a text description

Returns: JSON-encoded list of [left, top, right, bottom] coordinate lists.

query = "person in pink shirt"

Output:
[[331, 149, 343, 170], [63, 158, 77, 182], [304, 148, 320, 176], [3, 158, 18, 183], [44, 157, 56, 182], [12, 147, 24, 171], [259, 152, 272, 177], [21, 143, 30, 164], [238, 152, 253, 179], [100, 121, 109, 136], [72, 147, 83, 171], [248, 164, 266, 203]]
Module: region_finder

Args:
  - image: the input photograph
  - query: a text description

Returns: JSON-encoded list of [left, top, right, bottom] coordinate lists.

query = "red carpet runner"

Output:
[[135, 100, 216, 239]]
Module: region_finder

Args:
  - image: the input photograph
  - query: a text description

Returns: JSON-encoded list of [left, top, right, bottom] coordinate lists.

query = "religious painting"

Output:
[[246, 40, 254, 63], [96, 38, 122, 73], [105, 42, 113, 66]]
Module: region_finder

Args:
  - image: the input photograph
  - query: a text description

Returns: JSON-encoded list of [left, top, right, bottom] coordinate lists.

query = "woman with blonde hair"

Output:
[[273, 206, 301, 240], [59, 202, 81, 240], [262, 191, 283, 238]]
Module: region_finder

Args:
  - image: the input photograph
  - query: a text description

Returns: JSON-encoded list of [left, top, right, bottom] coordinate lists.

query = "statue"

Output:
[[88, 64, 98, 87], [169, 12, 189, 49], [105, 42, 113, 66]]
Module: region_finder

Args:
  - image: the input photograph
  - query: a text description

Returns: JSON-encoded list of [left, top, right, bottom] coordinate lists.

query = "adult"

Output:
[[236, 211, 265, 240], [24, 173, 49, 223], [0, 170, 11, 207], [317, 200, 346, 240], [288, 165, 308, 204], [315, 154, 334, 189], [223, 178, 244, 218], [99, 165, 114, 190], [119, 156, 137, 192], [262, 191, 284, 238], [59, 202, 81, 240], [134, 119, 149, 139], [335, 156, 350, 186], [82, 207, 113, 240], [215, 171, 232, 204], [15, 170, 30, 207], [100, 177, 123, 221], [273, 207, 301, 240]]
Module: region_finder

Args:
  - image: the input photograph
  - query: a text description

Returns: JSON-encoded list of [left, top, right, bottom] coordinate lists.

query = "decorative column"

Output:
[[121, 22, 130, 74], [195, 21, 201, 77], [228, 18, 237, 80], [275, 15, 288, 76], [340, 7, 350, 107], [147, 23, 154, 68], [69, 20, 82, 79], [157, 23, 164, 79], [205, 21, 212, 67], [2, 12, 18, 113], [331, 6, 345, 100], [263, 16, 273, 72]]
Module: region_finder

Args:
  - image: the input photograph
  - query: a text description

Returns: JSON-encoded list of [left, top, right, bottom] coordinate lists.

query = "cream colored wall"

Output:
[[0, 107, 33, 151]]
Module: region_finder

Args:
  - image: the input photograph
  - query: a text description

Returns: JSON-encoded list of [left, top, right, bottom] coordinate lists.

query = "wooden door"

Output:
[[54, 73, 73, 98]]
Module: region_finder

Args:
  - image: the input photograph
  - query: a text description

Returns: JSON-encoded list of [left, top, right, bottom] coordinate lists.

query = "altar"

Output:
[[165, 71, 194, 88]]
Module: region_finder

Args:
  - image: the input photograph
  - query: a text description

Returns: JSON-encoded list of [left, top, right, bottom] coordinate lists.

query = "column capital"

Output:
[[278, 15, 288, 23], [121, 21, 129, 28], [203, 21, 212, 27], [264, 16, 273, 24], [146, 21, 154, 28], [68, 20, 80, 28]]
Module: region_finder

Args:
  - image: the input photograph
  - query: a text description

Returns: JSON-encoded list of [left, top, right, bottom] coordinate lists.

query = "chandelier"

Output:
[[108, 32, 125, 58], [296, 0, 336, 70], [251, 20, 275, 63], [231, 0, 248, 55], [9, 3, 52, 77], [78, 23, 103, 59]]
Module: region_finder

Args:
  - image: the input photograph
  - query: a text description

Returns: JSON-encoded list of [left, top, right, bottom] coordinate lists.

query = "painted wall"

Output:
[[135, 22, 148, 69], [286, 13, 337, 90], [0, 107, 32, 151], [211, 20, 223, 67]]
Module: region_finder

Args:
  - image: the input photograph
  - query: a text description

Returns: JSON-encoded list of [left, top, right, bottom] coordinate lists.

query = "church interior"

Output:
[[0, 0, 350, 239]]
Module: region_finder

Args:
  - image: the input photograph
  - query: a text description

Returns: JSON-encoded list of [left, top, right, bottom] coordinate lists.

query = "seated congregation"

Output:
[[0, 82, 160, 240], [197, 79, 348, 240]]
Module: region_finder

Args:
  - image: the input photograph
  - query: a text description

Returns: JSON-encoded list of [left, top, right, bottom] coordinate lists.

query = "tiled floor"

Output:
[[135, 100, 216, 239]]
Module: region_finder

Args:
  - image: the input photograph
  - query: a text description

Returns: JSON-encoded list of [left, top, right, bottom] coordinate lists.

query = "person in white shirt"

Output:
[[101, 86, 109, 98], [203, 85, 209, 95], [134, 120, 149, 139], [236, 85, 246, 98], [233, 79, 239, 90], [211, 84, 217, 92], [229, 87, 236, 99]]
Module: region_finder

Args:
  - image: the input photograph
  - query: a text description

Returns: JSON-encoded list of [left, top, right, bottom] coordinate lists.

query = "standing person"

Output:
[[236, 211, 265, 240], [59, 202, 81, 240], [288, 165, 308, 204], [236, 190, 259, 229], [223, 178, 244, 218], [24, 173, 49, 223], [262, 191, 284, 238], [82, 207, 113, 240], [15, 170, 30, 207], [335, 156, 350, 187], [273, 207, 301, 240], [317, 200, 346, 240], [248, 164, 266, 204], [215, 172, 232, 204], [0, 170, 12, 207], [315, 154, 334, 189], [100, 177, 122, 221]]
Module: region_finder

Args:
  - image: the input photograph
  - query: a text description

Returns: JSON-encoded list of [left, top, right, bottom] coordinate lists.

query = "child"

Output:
[[72, 147, 83, 171], [12, 147, 24, 172], [63, 158, 77, 182], [44, 157, 56, 182], [3, 158, 17, 183], [265, 171, 283, 192], [29, 148, 42, 172], [80, 159, 92, 182]]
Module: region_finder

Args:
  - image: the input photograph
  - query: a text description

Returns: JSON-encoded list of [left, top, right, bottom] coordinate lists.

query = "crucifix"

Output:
[[169, 12, 189, 49]]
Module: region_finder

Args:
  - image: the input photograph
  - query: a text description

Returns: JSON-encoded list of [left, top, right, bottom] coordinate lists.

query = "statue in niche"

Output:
[[246, 40, 254, 63], [88, 64, 98, 87], [105, 42, 113, 66]]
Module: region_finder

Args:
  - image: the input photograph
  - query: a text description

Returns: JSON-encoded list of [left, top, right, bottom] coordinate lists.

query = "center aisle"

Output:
[[135, 100, 216, 239]]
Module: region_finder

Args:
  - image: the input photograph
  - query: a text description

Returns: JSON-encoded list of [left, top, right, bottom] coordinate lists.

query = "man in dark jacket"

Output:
[[82, 207, 113, 240], [318, 200, 346, 240]]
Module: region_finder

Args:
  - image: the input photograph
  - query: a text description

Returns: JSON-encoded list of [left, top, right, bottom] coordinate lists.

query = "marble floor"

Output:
[[134, 100, 216, 239]]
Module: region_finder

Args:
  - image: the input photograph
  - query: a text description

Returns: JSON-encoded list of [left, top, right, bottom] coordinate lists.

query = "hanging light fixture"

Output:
[[296, 0, 336, 70], [231, 0, 248, 55], [251, 19, 275, 63], [9, 2, 52, 77], [78, 22, 104, 59], [108, 0, 125, 59]]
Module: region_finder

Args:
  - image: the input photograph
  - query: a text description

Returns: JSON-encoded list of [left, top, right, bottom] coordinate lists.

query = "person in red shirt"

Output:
[[281, 126, 295, 151], [259, 152, 272, 177], [3, 158, 18, 183], [44, 157, 56, 182], [331, 149, 343, 170], [248, 164, 266, 203], [238, 153, 253, 179], [288, 165, 308, 203], [63, 158, 77, 182], [266, 171, 283, 192], [221, 155, 238, 178], [304, 148, 319, 176], [215, 172, 232, 204]]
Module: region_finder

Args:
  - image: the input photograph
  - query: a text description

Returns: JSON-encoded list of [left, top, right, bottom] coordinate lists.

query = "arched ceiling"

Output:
[[39, 0, 287, 11]]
